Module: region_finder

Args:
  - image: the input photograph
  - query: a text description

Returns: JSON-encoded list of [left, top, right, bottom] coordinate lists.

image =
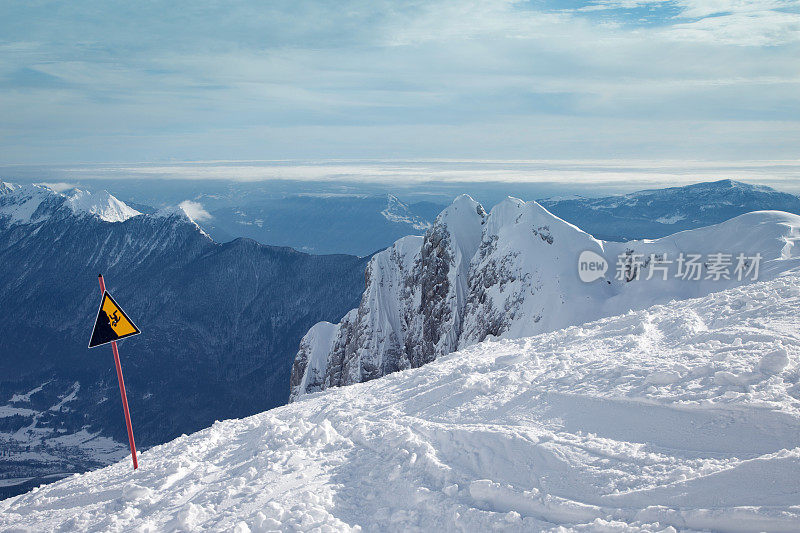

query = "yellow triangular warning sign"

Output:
[[89, 291, 141, 348]]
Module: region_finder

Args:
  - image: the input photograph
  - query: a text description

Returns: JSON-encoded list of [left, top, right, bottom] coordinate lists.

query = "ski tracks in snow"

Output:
[[3, 272, 800, 531]]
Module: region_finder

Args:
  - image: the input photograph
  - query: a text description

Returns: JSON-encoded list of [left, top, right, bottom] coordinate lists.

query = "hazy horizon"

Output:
[[2, 159, 800, 197]]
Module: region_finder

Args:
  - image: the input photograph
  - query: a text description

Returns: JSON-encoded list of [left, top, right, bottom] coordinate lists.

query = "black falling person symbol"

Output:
[[90, 309, 120, 347]]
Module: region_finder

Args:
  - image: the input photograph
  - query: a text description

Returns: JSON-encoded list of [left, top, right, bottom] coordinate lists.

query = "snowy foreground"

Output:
[[3, 273, 800, 532]]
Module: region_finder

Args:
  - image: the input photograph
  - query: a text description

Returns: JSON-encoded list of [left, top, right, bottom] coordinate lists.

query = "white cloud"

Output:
[[178, 200, 212, 221], [579, 0, 800, 45], [49, 159, 800, 194], [37, 182, 77, 192], [0, 0, 798, 164], [667, 10, 800, 46]]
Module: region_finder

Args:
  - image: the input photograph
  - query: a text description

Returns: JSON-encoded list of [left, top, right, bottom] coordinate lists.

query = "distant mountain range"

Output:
[[0, 183, 368, 497], [291, 194, 800, 400], [22, 178, 797, 256], [200, 194, 444, 256], [540, 179, 800, 241], [125, 179, 800, 254]]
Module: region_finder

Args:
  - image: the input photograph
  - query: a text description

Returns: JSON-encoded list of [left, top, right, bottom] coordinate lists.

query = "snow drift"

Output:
[[291, 194, 800, 400], [2, 270, 800, 531]]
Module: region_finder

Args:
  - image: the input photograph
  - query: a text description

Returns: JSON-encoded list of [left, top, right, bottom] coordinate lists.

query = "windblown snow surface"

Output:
[[3, 272, 800, 532]]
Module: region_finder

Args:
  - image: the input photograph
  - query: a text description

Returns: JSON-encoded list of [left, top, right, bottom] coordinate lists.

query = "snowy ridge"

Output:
[[0, 182, 140, 225], [3, 272, 800, 531], [0, 184, 56, 225], [0, 181, 218, 241], [292, 195, 800, 400]]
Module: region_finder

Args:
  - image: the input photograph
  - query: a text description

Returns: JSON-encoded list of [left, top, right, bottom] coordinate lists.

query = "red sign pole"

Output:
[[98, 274, 138, 470]]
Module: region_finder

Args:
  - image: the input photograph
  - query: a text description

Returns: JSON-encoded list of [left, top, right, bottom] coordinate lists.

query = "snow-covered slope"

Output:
[[291, 195, 800, 400], [3, 271, 800, 531]]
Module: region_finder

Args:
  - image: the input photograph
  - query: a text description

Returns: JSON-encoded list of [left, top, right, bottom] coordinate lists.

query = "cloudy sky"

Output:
[[1, 0, 799, 165]]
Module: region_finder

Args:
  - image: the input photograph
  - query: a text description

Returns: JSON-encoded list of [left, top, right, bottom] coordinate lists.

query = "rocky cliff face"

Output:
[[290, 195, 800, 401], [290, 195, 485, 400]]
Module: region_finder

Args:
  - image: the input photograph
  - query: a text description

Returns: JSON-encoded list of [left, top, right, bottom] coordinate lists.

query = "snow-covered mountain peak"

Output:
[[292, 196, 800, 401], [62, 188, 140, 222], [494, 195, 525, 209], [432, 193, 486, 262], [482, 197, 600, 256], [521, 199, 595, 239], [153, 204, 214, 239], [0, 182, 140, 224], [155, 204, 193, 220], [482, 196, 528, 230], [381, 194, 431, 231], [435, 193, 485, 228], [437, 193, 485, 222], [450, 192, 480, 205]]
